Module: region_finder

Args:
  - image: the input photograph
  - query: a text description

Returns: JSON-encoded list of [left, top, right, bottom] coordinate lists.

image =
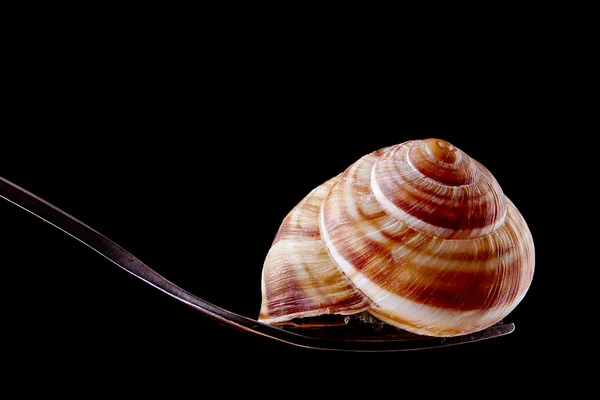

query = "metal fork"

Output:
[[0, 175, 514, 352]]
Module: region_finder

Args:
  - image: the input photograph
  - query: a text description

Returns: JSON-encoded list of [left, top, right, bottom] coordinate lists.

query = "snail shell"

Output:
[[259, 139, 534, 337]]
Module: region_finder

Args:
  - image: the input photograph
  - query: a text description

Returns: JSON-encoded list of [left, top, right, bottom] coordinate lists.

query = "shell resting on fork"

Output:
[[259, 138, 535, 337]]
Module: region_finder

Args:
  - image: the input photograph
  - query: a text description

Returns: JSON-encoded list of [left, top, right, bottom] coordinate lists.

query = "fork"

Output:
[[0, 175, 514, 352]]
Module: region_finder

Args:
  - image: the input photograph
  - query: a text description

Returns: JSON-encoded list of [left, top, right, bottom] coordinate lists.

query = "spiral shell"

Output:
[[259, 139, 534, 337]]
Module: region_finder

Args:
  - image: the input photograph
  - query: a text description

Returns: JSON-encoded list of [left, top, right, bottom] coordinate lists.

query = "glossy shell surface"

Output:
[[259, 139, 535, 337]]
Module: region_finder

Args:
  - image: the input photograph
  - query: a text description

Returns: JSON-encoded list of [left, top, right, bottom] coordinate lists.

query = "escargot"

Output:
[[259, 139, 534, 337]]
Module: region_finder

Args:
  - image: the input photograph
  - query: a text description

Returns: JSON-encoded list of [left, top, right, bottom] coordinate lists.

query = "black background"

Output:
[[1, 14, 583, 393]]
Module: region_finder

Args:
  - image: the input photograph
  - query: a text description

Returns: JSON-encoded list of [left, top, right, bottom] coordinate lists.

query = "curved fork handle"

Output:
[[0, 176, 264, 331]]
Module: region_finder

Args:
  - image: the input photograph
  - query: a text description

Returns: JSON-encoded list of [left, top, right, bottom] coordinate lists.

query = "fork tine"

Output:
[[252, 322, 515, 352]]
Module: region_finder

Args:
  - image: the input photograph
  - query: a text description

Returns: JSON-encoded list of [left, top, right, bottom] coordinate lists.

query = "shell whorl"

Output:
[[260, 138, 535, 337], [370, 139, 507, 239]]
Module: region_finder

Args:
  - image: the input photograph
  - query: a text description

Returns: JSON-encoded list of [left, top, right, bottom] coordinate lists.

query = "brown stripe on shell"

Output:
[[259, 177, 371, 323], [322, 211, 526, 311], [375, 174, 504, 235], [260, 253, 370, 320], [325, 192, 525, 269], [321, 146, 533, 313], [407, 141, 479, 186], [373, 141, 507, 238], [259, 259, 313, 320], [374, 255, 522, 311], [325, 148, 508, 266], [273, 219, 320, 245]]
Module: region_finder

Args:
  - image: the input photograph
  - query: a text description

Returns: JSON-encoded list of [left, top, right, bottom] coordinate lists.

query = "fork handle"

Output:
[[0, 176, 266, 333]]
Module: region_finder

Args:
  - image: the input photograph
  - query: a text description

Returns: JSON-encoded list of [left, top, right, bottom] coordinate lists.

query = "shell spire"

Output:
[[370, 139, 507, 239], [260, 139, 534, 337]]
